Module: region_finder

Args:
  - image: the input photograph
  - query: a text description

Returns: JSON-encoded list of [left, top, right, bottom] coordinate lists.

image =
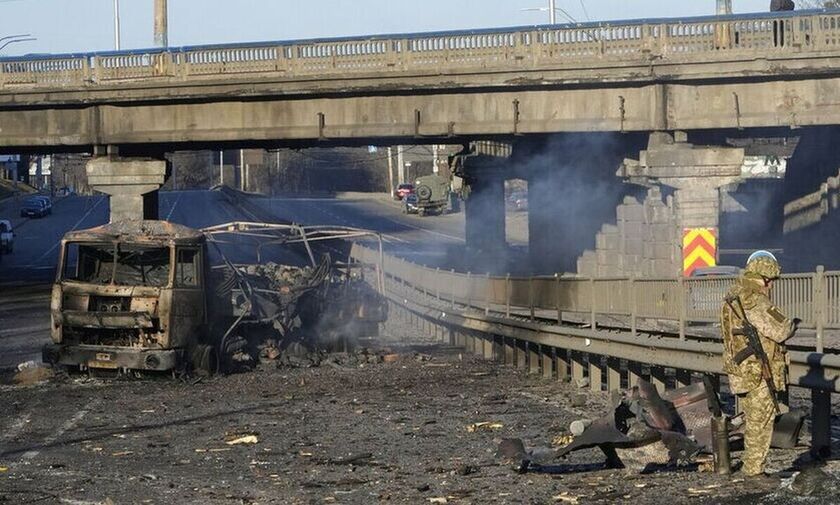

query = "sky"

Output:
[[0, 0, 775, 56]]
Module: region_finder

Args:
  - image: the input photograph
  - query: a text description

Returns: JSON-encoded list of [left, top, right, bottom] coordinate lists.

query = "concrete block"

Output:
[[621, 221, 646, 237], [646, 205, 674, 224], [644, 242, 673, 259], [600, 265, 623, 277], [617, 203, 645, 222], [623, 239, 644, 255], [601, 224, 620, 235], [597, 250, 620, 266], [596, 232, 620, 251], [650, 224, 675, 242], [648, 259, 679, 277]]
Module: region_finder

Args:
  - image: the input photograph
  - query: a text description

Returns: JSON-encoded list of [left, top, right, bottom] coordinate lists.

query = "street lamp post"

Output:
[[549, 0, 556, 24], [114, 0, 121, 50]]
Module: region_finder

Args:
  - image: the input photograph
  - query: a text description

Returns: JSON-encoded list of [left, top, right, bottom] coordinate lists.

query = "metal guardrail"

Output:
[[349, 243, 840, 454], [350, 245, 840, 352], [2, 10, 840, 88]]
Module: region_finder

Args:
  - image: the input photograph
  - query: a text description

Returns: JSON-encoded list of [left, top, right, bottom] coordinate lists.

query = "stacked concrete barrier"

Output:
[[578, 188, 679, 278]]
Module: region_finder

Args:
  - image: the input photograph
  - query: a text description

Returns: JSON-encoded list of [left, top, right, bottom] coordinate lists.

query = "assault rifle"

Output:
[[725, 295, 781, 415]]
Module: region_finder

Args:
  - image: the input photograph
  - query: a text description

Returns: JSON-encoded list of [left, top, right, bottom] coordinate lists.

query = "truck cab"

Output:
[[44, 221, 211, 373]]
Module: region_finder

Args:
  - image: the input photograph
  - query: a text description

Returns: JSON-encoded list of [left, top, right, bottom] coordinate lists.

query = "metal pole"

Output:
[[549, 0, 556, 24], [397, 146, 405, 185], [716, 0, 732, 15], [219, 150, 223, 185], [387, 147, 395, 197], [154, 0, 168, 48], [239, 149, 244, 191], [114, 0, 121, 50]]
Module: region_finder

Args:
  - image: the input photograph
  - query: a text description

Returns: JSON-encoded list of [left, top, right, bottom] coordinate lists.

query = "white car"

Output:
[[0, 219, 13, 253]]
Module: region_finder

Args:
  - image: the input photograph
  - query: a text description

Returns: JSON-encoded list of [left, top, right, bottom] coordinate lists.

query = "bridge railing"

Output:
[[351, 244, 839, 351], [2, 10, 840, 88]]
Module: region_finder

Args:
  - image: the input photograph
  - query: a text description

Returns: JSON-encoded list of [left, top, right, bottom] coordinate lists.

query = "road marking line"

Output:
[[20, 401, 95, 460], [0, 324, 50, 337], [23, 196, 105, 268]]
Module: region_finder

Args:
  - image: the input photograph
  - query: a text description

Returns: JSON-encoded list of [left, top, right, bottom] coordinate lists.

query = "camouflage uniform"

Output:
[[721, 255, 793, 476]]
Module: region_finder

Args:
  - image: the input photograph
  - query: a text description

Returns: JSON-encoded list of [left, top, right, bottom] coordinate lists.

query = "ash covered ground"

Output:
[[1, 321, 838, 505]]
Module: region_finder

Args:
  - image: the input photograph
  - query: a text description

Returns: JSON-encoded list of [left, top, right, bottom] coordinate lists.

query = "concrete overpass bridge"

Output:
[[4, 9, 840, 273], [2, 9, 840, 150]]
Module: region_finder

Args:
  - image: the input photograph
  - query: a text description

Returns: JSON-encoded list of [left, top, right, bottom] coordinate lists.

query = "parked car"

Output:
[[0, 220, 13, 253], [32, 195, 52, 214], [402, 194, 420, 214], [394, 184, 414, 201], [20, 198, 48, 218]]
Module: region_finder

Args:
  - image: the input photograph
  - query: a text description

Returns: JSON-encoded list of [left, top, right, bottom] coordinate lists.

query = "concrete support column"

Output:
[[528, 167, 562, 273], [465, 173, 506, 259], [87, 157, 167, 222]]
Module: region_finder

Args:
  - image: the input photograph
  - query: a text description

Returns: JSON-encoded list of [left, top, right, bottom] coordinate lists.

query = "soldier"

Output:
[[721, 251, 795, 478]]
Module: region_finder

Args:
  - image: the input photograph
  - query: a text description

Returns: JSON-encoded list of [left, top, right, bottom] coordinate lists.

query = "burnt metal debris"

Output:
[[519, 377, 804, 474], [44, 220, 387, 375]]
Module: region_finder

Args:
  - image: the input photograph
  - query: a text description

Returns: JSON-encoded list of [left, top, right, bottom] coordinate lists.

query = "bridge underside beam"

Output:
[[5, 76, 840, 151]]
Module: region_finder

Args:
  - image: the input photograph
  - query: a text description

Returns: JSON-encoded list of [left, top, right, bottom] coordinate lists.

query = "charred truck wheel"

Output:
[[190, 344, 218, 376]]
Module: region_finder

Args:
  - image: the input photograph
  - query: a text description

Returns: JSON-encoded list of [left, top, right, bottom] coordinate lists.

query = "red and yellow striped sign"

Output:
[[682, 228, 718, 277]]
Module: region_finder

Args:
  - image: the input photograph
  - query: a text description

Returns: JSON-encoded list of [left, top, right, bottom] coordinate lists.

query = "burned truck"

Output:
[[43, 220, 387, 374]]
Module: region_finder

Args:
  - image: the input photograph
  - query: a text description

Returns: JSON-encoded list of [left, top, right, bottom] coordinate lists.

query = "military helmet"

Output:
[[745, 250, 781, 280]]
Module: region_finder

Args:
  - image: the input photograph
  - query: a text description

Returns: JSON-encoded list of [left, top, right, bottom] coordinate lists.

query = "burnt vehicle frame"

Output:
[[44, 220, 386, 374]]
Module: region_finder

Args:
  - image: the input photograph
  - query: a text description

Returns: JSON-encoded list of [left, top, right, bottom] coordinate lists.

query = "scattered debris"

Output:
[[552, 434, 574, 447], [553, 492, 580, 503], [13, 363, 54, 385], [466, 422, 504, 433], [225, 435, 259, 446], [429, 498, 448, 504], [569, 419, 592, 436]]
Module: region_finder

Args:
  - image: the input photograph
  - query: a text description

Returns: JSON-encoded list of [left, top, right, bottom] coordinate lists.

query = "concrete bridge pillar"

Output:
[[465, 172, 506, 259], [615, 132, 745, 275], [87, 157, 167, 222]]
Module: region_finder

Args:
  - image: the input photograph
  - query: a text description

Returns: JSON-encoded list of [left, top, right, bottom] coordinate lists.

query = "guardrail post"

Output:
[[435, 267, 441, 300], [529, 277, 535, 322], [516, 339, 528, 370], [816, 265, 826, 354], [556, 348, 570, 382], [542, 346, 554, 379], [483, 334, 494, 360], [485, 273, 491, 316], [811, 389, 832, 458], [678, 276, 687, 341], [589, 278, 597, 330], [529, 343, 541, 375], [628, 361, 643, 388], [504, 337, 515, 365], [650, 366, 667, 392], [571, 351, 586, 386], [422, 265, 428, 298], [450, 269, 456, 309], [466, 271, 472, 309], [607, 357, 622, 391], [589, 355, 603, 392], [505, 273, 511, 318], [555, 273, 562, 324], [630, 276, 637, 337], [676, 369, 692, 389]]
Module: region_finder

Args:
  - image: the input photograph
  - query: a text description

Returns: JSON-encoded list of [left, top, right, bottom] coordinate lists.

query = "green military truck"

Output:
[[413, 174, 451, 216]]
